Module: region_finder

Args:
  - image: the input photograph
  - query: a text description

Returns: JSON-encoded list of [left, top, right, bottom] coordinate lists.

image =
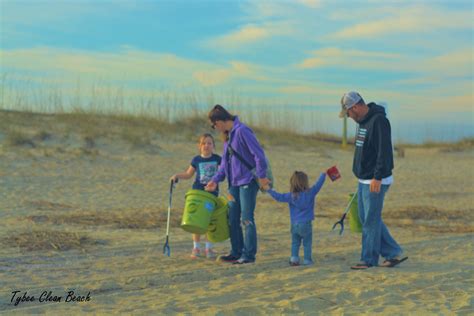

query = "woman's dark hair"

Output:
[[208, 104, 235, 124]]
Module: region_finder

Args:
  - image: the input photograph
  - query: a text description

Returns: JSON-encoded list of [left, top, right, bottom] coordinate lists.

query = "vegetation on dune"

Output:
[[3, 230, 99, 252], [0, 109, 344, 150], [0, 109, 472, 152]]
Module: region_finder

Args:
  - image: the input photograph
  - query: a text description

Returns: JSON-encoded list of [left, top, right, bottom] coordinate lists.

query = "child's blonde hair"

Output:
[[290, 171, 309, 195], [198, 133, 215, 148]]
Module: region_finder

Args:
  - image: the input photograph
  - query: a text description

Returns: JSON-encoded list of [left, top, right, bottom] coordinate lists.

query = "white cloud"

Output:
[[243, 0, 324, 18], [192, 60, 273, 87], [242, 1, 294, 18], [204, 0, 307, 51], [297, 47, 402, 69], [0, 46, 275, 90], [1, 47, 213, 87], [297, 0, 323, 8], [204, 24, 269, 51], [193, 69, 232, 87], [204, 20, 295, 51], [279, 83, 340, 96], [426, 49, 474, 77], [331, 5, 472, 39], [297, 47, 472, 80], [398, 93, 473, 113], [225, 24, 269, 43]]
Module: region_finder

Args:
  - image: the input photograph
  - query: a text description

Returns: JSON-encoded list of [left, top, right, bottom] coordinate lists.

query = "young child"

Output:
[[264, 171, 326, 266], [170, 133, 222, 259]]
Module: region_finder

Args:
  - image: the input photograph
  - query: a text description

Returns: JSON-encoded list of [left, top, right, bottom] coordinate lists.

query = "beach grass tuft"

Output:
[[2, 230, 99, 252], [5, 128, 35, 147], [26, 209, 181, 230]]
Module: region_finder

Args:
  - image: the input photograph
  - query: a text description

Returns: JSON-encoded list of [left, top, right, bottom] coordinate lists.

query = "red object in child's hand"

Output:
[[327, 166, 341, 181]]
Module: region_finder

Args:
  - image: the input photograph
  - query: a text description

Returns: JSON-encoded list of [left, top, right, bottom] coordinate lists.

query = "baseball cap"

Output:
[[339, 91, 364, 118]]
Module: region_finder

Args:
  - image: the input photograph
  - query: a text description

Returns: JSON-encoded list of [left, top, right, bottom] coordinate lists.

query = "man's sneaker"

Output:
[[205, 248, 217, 259], [190, 248, 201, 259], [217, 254, 239, 263], [303, 259, 314, 266]]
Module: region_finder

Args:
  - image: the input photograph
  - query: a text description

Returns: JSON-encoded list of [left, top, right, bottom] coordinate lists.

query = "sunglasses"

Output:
[[346, 105, 356, 115]]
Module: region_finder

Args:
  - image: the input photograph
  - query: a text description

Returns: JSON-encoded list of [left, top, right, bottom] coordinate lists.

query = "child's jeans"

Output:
[[290, 220, 313, 264]]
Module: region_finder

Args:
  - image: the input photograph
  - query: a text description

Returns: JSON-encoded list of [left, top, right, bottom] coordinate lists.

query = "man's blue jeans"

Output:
[[228, 180, 259, 261], [291, 221, 313, 264], [358, 182, 402, 267]]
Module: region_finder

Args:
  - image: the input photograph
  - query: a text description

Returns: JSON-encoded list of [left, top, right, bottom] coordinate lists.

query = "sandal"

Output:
[[350, 263, 372, 270], [381, 256, 408, 268]]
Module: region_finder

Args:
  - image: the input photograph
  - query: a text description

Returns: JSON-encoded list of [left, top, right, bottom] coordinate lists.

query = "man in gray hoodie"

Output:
[[339, 91, 407, 269]]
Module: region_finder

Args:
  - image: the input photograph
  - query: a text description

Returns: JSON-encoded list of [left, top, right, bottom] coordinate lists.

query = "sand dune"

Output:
[[0, 123, 473, 314]]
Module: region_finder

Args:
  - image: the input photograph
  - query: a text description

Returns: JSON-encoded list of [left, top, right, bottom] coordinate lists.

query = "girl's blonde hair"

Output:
[[290, 171, 309, 195], [198, 133, 215, 148]]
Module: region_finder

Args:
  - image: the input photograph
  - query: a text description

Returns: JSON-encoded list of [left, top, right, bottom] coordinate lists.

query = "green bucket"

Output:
[[348, 193, 362, 233], [207, 197, 229, 242], [181, 189, 218, 234]]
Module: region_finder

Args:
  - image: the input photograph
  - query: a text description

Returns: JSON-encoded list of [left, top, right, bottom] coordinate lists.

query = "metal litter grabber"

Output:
[[332, 190, 357, 235], [163, 179, 176, 256]]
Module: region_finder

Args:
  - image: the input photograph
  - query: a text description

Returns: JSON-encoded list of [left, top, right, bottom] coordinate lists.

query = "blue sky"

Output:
[[0, 0, 473, 141]]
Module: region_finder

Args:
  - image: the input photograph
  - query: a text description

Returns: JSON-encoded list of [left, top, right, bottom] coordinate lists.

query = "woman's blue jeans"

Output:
[[228, 180, 259, 261], [358, 182, 402, 266], [291, 221, 313, 264]]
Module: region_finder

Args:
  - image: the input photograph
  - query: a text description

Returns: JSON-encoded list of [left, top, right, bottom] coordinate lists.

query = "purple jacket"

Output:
[[211, 116, 268, 187]]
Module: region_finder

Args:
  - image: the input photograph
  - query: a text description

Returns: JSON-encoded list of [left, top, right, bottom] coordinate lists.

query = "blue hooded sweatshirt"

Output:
[[268, 173, 326, 223]]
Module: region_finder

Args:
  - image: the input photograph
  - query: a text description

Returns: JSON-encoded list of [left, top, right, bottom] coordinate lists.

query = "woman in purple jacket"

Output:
[[205, 104, 271, 264]]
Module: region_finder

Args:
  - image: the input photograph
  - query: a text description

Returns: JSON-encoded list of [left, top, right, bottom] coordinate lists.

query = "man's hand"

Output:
[[370, 179, 381, 193], [205, 181, 217, 192]]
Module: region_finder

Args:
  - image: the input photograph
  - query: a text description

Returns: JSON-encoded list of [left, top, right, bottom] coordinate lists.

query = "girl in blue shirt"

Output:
[[170, 133, 221, 259], [265, 171, 326, 266]]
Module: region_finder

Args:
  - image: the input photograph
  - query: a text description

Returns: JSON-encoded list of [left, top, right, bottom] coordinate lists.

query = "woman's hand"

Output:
[[258, 177, 271, 191], [205, 181, 217, 192]]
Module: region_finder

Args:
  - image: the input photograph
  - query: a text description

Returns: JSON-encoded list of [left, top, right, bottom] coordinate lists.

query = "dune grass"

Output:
[[3, 230, 99, 252], [384, 206, 474, 234], [0, 108, 343, 151], [26, 208, 181, 230], [4, 128, 36, 147], [1, 108, 473, 152]]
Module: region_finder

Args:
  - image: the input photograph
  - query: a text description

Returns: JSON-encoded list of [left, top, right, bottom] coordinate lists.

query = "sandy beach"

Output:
[[0, 111, 473, 314]]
